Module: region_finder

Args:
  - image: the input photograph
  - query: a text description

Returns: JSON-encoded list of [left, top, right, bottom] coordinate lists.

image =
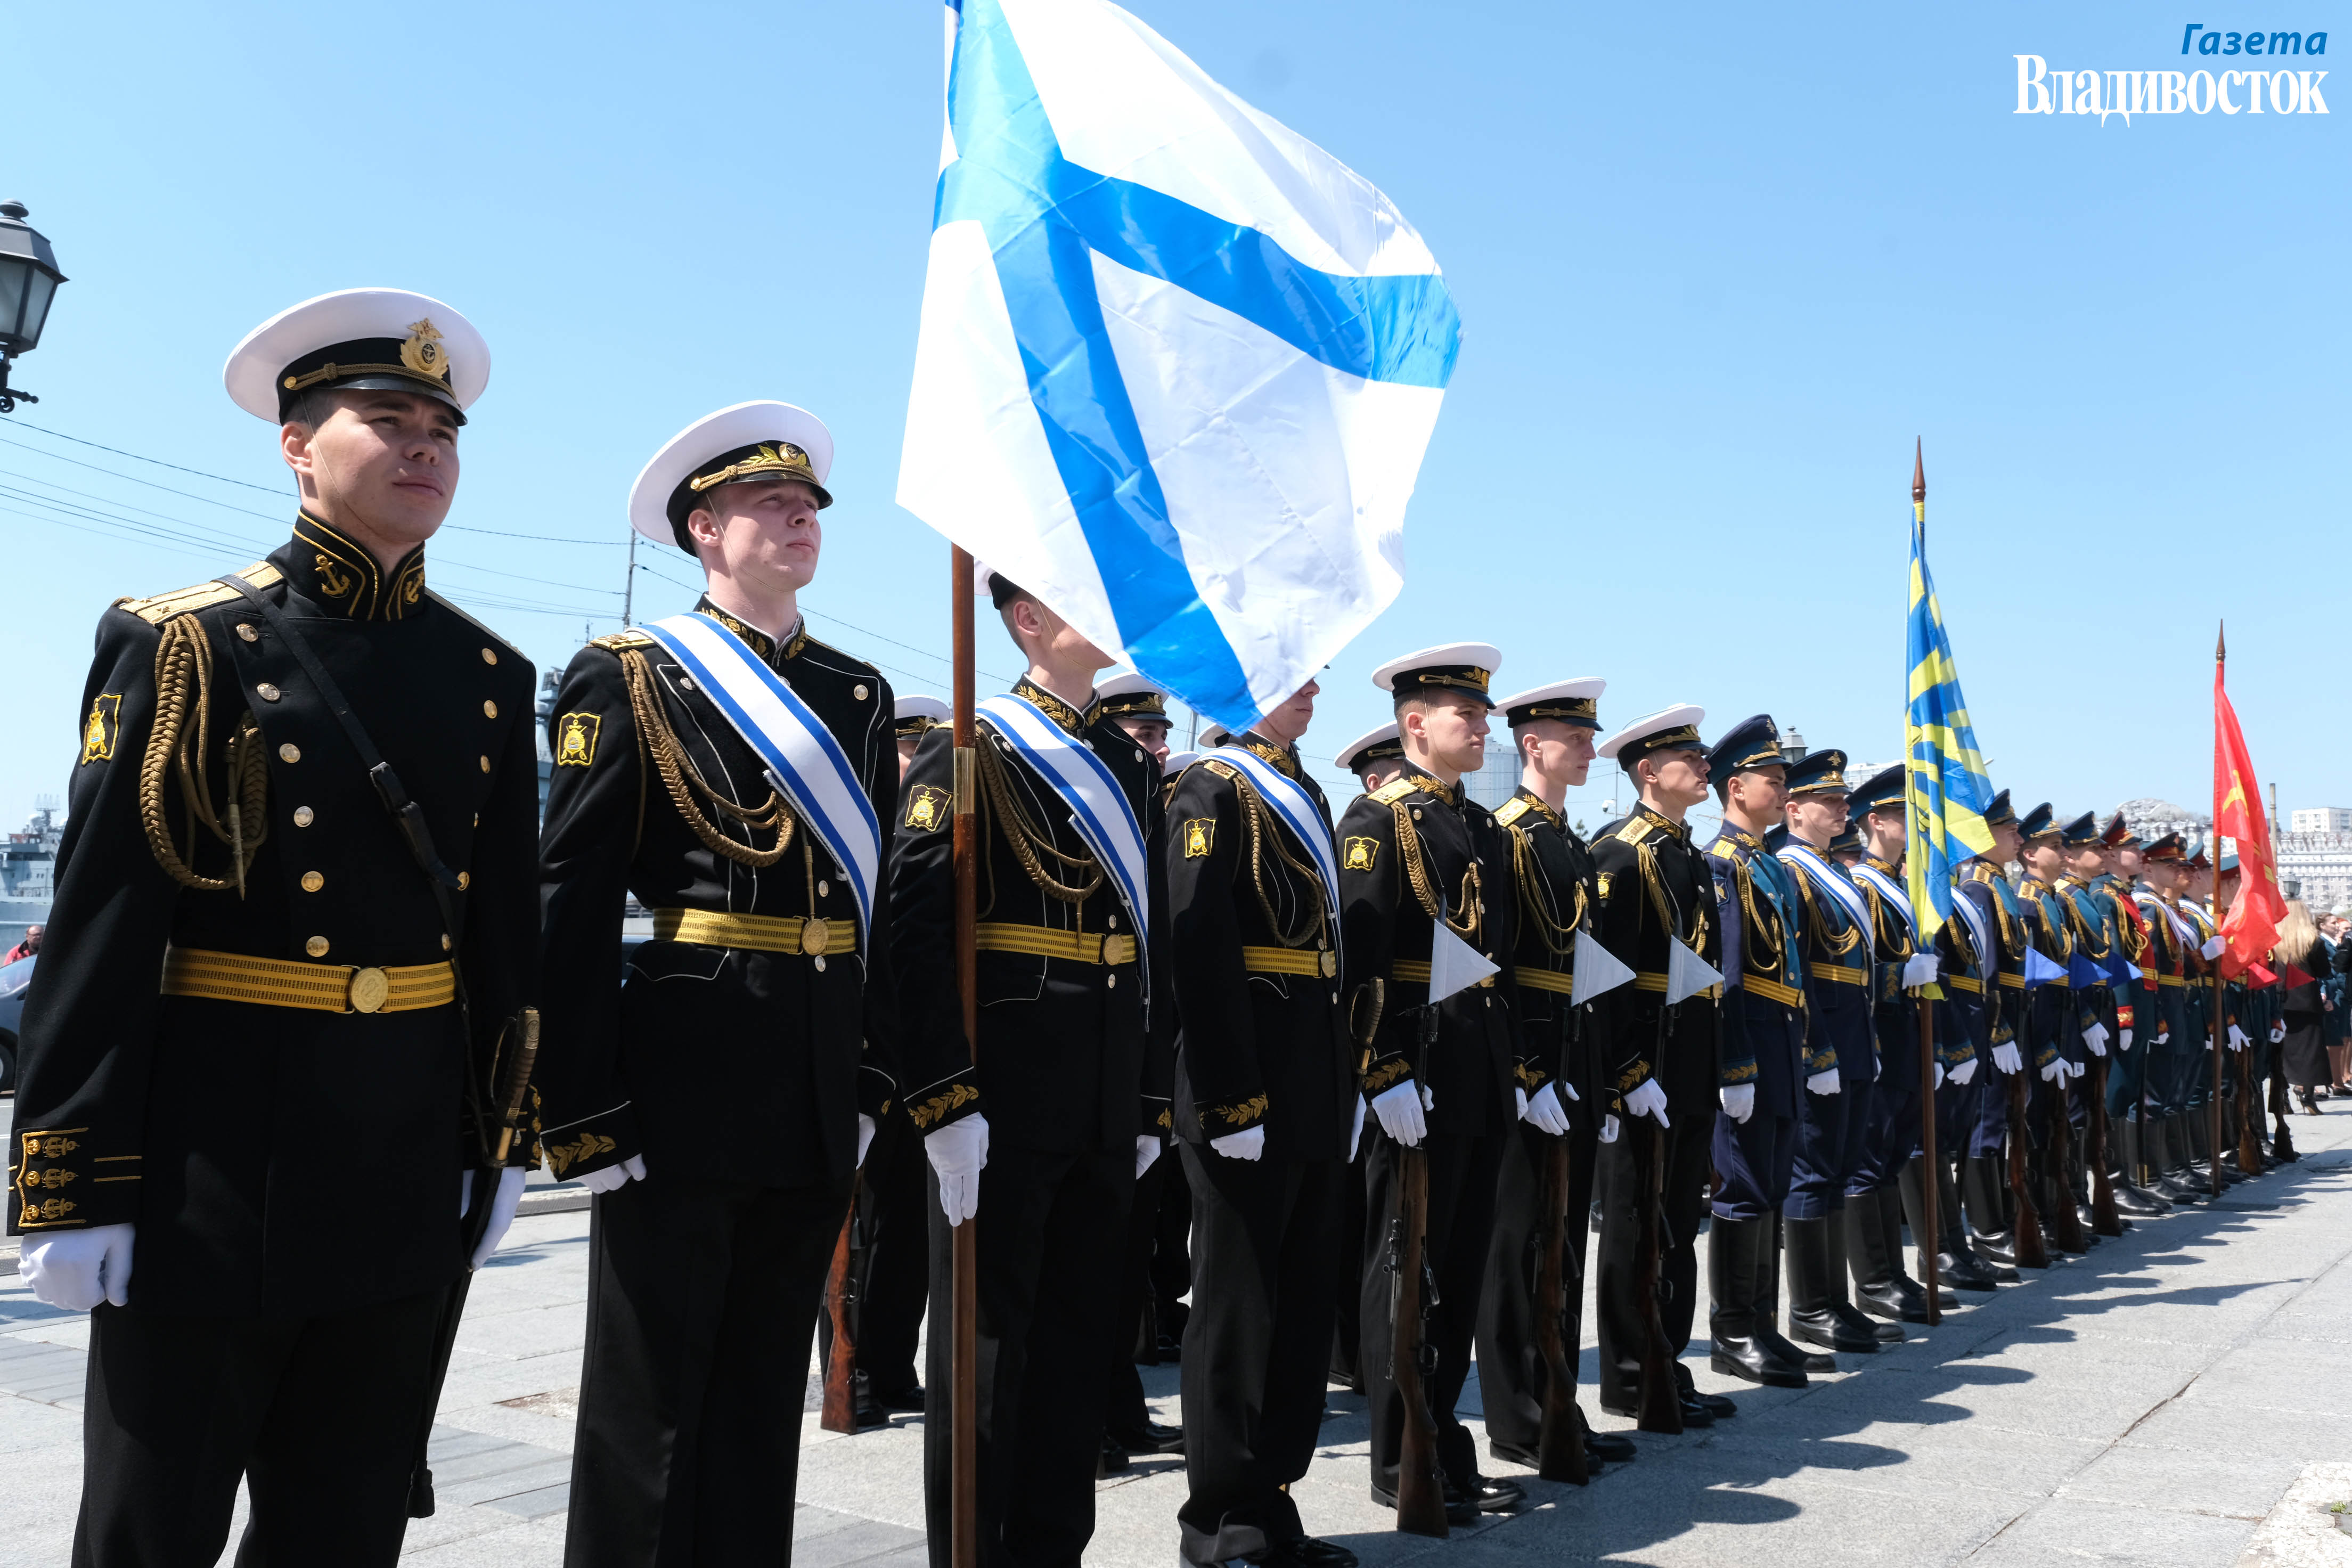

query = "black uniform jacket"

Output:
[[534, 599, 899, 1191], [1588, 805, 1720, 1117], [1857, 856, 1926, 1093], [2019, 875, 2087, 1068], [1960, 862, 2028, 1060], [1493, 788, 1601, 1110], [1705, 825, 1804, 1120], [1335, 771, 1516, 1140], [889, 678, 1170, 1155], [7, 517, 539, 1316], [1164, 735, 1351, 1163]]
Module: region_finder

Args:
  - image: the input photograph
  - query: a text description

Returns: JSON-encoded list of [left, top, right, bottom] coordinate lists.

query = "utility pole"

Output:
[[623, 533, 638, 627]]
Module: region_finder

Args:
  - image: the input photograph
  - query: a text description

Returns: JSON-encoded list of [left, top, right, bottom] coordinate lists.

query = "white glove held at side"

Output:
[[2202, 936, 2227, 961], [1949, 1056, 1979, 1086], [20, 1223, 135, 1312], [926, 1114, 991, 1227], [2226, 1025, 2251, 1053], [857, 1114, 877, 1170], [1349, 1092, 1367, 1162], [469, 1167, 529, 1270], [1370, 1081, 1427, 1148], [2082, 1023, 2110, 1058], [1719, 1083, 1755, 1124], [1805, 1068, 1842, 1097], [580, 1154, 648, 1196], [2272, 1023, 2288, 1043], [1523, 1083, 1573, 1137], [1902, 953, 1941, 989], [2040, 1056, 2065, 1083], [1210, 1126, 1265, 1161], [2120, 1028, 2133, 1052], [1135, 1134, 1163, 1179], [1599, 1113, 1621, 1144], [1992, 1041, 2024, 1075], [1623, 1078, 1672, 1126]]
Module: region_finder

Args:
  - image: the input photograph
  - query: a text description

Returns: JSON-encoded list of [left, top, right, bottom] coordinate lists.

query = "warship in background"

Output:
[[1, 798, 61, 953]]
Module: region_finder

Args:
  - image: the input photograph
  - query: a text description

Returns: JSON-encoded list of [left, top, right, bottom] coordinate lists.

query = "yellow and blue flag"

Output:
[[1905, 492, 1998, 945]]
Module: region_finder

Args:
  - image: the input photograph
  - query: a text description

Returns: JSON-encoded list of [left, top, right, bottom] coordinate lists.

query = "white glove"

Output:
[[2120, 1028, 2133, 1052], [1623, 1077, 1672, 1126], [1514, 1086, 1528, 1123], [1902, 953, 1941, 989], [20, 1224, 136, 1312], [2040, 1055, 2064, 1083], [1719, 1083, 1755, 1124], [1599, 1113, 1621, 1144], [1949, 1057, 1979, 1086], [1210, 1125, 1265, 1161], [1558, 1078, 1580, 1101], [1804, 1068, 1842, 1097], [2082, 1023, 2110, 1058], [1349, 1092, 1367, 1162], [2271, 1022, 2288, 1043], [1992, 1041, 2024, 1075], [2154, 1032, 2170, 1047], [1523, 1082, 1573, 1137], [1932, 1062, 1946, 1091], [1135, 1134, 1163, 1179], [2202, 936, 2227, 961], [580, 1153, 648, 1195], [925, 1113, 991, 1226], [469, 1167, 529, 1269], [2226, 1025, 2250, 1053], [1370, 1080, 1427, 1148], [857, 1113, 877, 1170]]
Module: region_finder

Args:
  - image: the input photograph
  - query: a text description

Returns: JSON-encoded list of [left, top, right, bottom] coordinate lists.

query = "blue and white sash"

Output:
[[641, 614, 882, 943], [977, 693, 1153, 953], [1778, 843, 1873, 935], [1210, 746, 1342, 933], [1850, 862, 1914, 936], [2138, 891, 2199, 948], [1949, 880, 1997, 975]]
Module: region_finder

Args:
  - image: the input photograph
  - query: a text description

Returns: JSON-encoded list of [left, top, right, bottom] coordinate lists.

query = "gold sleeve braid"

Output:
[[1390, 797, 1480, 942], [619, 648, 795, 867], [140, 614, 269, 894], [1235, 775, 1327, 950]]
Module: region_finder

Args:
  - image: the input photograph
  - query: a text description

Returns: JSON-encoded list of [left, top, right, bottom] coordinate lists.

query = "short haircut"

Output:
[[1394, 688, 1477, 720]]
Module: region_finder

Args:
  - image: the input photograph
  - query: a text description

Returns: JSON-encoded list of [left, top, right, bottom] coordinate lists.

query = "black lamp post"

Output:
[[0, 201, 68, 413], [1779, 728, 1807, 765]]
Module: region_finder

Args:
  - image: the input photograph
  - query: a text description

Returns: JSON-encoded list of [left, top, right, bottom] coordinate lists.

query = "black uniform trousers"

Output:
[[74, 1288, 444, 1568], [567, 1172, 851, 1567], [1177, 1144, 1344, 1564], [924, 1144, 1132, 1568], [1358, 1127, 1502, 1492], [1331, 1139, 1369, 1380], [1474, 1121, 1598, 1455], [1109, 1141, 1176, 1433], [1592, 1108, 1713, 1414], [854, 1111, 932, 1400]]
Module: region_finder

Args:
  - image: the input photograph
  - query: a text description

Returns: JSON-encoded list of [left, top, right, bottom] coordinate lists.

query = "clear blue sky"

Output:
[[3, 1, 2342, 829]]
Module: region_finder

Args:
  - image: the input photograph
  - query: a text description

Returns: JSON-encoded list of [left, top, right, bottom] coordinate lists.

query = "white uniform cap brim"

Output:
[[1096, 670, 1167, 703], [895, 695, 952, 724], [1162, 751, 1199, 775], [1495, 677, 1607, 713], [1370, 642, 1504, 692], [224, 288, 490, 421], [1336, 722, 1402, 769], [1595, 703, 1706, 762], [1198, 726, 1231, 748], [628, 402, 836, 545]]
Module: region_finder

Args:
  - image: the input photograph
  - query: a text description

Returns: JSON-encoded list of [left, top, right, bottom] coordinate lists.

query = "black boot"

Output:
[[2111, 1120, 2169, 1216], [2070, 1128, 2105, 1235], [1831, 1203, 1904, 1342], [2038, 1139, 2092, 1253], [1961, 1155, 2023, 1279], [1710, 1216, 1806, 1388], [2147, 1116, 2203, 1203], [1895, 1162, 1962, 1308], [1846, 1191, 1914, 1330], [1933, 1157, 2000, 1292], [1757, 1215, 1836, 1374], [1785, 1215, 1879, 1353]]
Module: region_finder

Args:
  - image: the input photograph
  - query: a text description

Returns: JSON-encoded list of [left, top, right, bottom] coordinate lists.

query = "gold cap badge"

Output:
[[399, 318, 450, 382]]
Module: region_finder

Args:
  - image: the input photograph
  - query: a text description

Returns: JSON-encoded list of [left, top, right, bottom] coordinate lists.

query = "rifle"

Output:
[[2041, 1040, 2088, 1254], [2086, 1050, 2122, 1237], [1532, 1135, 1590, 1484], [2002, 1032, 2051, 1270], [2235, 1031, 2266, 1175], [1386, 1001, 1449, 1537], [1630, 994, 1681, 1434], [408, 1006, 540, 1516], [819, 1173, 867, 1435]]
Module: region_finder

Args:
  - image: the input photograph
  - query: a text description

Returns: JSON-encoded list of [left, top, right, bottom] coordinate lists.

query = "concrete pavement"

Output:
[[6, 1103, 2352, 1566]]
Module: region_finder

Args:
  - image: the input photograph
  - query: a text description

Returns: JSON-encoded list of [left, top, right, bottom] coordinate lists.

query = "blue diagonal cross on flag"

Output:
[[898, 0, 1463, 733]]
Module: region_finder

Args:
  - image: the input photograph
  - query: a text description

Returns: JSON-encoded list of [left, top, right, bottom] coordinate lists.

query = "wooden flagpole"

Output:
[[951, 546, 979, 1568], [1913, 440, 1941, 1326], [2211, 623, 2227, 1200]]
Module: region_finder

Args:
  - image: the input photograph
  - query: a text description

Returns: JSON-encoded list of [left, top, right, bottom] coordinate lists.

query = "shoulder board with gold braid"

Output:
[[1616, 815, 1656, 846], [1705, 838, 1738, 860], [1368, 777, 1417, 806], [590, 629, 658, 651], [116, 562, 283, 626], [1204, 758, 1239, 781], [1492, 796, 1530, 828]]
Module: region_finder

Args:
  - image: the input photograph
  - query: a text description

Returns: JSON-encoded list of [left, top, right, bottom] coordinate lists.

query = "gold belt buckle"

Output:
[[348, 967, 390, 1014], [801, 918, 830, 957], [1318, 949, 1337, 978], [1102, 934, 1136, 966]]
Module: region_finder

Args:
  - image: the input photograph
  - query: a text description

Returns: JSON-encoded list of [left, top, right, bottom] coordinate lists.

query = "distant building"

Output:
[[2291, 807, 2352, 834], [2278, 829, 2352, 913], [1, 799, 62, 951]]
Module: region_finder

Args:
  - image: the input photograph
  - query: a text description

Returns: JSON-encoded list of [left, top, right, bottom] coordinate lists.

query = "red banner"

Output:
[[2213, 655, 2285, 977]]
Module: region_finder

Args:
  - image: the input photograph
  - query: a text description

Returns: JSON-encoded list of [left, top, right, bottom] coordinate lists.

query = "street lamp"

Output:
[[1779, 728, 1807, 764], [0, 201, 68, 413]]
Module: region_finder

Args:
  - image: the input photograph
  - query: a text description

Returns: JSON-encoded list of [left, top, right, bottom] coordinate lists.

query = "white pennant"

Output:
[[1665, 936, 1723, 1006], [1428, 918, 1499, 1005], [1572, 928, 1636, 1005]]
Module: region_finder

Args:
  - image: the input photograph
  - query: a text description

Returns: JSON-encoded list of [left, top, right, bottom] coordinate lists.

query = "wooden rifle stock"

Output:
[[2005, 1066, 2050, 1269], [819, 1174, 864, 1435], [2043, 1064, 2088, 1253], [1388, 1145, 1449, 1537], [1532, 1137, 1589, 1484], [2087, 1054, 2122, 1237], [2236, 1038, 2266, 1174], [1634, 1118, 1681, 1433]]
